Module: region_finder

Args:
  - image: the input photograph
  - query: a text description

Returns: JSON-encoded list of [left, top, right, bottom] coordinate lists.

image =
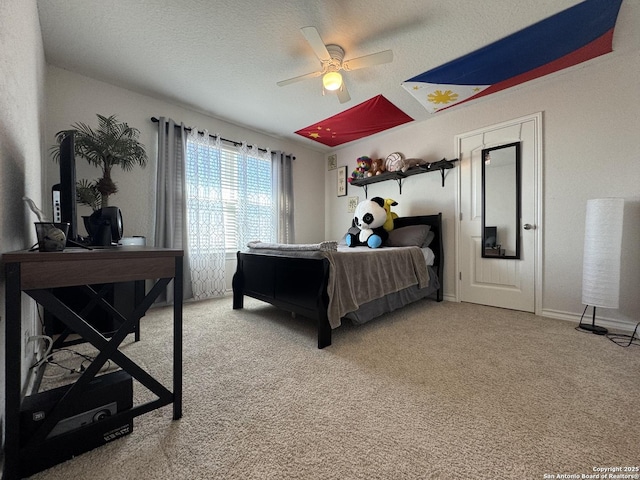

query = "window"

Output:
[[155, 118, 292, 301], [184, 134, 275, 299], [224, 146, 276, 252], [185, 135, 276, 254]]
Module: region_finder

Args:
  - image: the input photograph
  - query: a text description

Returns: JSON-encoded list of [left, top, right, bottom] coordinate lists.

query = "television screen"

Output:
[[57, 133, 78, 244]]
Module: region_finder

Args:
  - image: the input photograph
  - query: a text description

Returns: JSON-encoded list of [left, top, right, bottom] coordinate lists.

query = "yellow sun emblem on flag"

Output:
[[427, 89, 459, 105]]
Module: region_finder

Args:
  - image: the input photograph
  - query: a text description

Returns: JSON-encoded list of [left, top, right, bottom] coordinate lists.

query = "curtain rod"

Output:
[[150, 116, 295, 159]]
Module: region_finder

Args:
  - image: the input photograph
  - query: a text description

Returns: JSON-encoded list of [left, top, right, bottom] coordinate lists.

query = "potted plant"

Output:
[[52, 114, 148, 207], [51, 114, 148, 243], [75, 178, 102, 212]]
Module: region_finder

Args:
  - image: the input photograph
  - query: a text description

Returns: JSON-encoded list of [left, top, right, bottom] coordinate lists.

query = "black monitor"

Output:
[[53, 133, 78, 245]]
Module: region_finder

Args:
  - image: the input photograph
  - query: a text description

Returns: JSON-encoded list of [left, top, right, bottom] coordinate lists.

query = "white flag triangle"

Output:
[[401, 82, 490, 113]]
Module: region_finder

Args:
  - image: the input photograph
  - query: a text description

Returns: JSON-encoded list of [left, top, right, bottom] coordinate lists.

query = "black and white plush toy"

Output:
[[345, 196, 389, 248]]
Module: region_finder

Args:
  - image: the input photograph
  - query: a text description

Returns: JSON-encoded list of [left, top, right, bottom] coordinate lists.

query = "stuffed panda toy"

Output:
[[345, 196, 389, 248]]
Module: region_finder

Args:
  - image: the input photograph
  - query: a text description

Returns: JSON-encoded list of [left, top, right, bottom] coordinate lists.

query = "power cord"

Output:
[[606, 322, 640, 348], [29, 335, 54, 369], [41, 348, 112, 378]]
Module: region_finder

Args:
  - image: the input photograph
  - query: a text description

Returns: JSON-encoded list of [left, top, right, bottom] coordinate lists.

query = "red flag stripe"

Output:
[[295, 95, 413, 147]]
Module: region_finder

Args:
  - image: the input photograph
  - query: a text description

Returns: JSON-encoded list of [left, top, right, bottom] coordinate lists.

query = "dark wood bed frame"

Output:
[[232, 214, 443, 348]]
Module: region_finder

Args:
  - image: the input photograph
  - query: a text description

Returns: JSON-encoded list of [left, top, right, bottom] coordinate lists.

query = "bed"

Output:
[[232, 214, 443, 348]]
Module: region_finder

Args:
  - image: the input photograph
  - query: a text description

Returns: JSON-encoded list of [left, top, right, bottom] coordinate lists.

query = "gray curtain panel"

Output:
[[154, 117, 193, 301], [273, 150, 295, 244]]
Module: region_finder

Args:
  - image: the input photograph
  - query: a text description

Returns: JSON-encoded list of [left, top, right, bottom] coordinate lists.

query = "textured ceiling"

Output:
[[38, 0, 588, 151]]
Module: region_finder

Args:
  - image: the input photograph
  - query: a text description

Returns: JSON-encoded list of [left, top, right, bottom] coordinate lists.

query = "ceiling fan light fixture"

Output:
[[323, 71, 342, 91]]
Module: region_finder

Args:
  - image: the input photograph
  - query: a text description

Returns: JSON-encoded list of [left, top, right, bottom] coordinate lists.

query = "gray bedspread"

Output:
[[325, 246, 430, 328], [244, 243, 431, 329]]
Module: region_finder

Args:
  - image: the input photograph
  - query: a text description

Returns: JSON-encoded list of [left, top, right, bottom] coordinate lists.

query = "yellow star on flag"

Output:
[[401, 82, 490, 113]]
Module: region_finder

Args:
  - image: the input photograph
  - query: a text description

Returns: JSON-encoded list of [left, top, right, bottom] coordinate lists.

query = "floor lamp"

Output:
[[578, 198, 624, 335]]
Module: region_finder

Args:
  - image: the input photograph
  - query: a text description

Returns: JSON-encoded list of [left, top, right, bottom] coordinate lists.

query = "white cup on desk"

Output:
[[119, 236, 146, 246]]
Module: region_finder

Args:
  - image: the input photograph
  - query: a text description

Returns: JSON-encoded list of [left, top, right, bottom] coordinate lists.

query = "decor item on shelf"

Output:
[[350, 157, 459, 197], [348, 156, 372, 183], [400, 157, 428, 172], [577, 197, 624, 336], [367, 158, 386, 177], [384, 152, 405, 172]]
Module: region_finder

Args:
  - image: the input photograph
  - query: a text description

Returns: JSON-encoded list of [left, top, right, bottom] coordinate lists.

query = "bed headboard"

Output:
[[393, 213, 443, 301]]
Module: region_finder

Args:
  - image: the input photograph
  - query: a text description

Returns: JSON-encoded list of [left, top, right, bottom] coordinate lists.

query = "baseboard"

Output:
[[542, 308, 637, 334]]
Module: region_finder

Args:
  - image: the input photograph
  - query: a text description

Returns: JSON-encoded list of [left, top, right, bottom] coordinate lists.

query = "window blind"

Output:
[[185, 140, 275, 254]]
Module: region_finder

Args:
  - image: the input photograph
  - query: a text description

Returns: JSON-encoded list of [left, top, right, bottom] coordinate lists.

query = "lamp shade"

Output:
[[323, 71, 342, 91], [581, 198, 624, 308]]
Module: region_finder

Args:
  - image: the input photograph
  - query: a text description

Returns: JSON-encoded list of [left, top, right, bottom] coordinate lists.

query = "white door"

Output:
[[457, 113, 541, 313]]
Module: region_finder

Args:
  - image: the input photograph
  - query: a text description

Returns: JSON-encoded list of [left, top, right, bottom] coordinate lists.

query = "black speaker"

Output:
[[19, 370, 133, 477]]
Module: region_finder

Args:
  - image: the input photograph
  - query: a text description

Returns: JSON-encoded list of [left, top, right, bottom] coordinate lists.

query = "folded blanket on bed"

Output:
[[247, 240, 338, 252]]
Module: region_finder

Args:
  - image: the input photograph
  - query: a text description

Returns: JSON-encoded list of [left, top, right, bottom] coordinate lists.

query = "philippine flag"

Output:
[[402, 0, 624, 113]]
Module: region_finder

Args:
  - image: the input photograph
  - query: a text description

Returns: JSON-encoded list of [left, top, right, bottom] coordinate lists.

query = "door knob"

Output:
[[523, 223, 536, 230]]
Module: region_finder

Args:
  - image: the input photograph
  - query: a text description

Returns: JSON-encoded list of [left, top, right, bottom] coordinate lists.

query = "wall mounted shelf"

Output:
[[349, 158, 458, 197]]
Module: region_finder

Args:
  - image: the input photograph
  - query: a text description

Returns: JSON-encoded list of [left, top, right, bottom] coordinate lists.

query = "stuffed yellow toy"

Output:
[[383, 198, 398, 232]]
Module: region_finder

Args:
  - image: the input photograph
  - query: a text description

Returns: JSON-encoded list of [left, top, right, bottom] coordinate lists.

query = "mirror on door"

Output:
[[481, 142, 521, 259]]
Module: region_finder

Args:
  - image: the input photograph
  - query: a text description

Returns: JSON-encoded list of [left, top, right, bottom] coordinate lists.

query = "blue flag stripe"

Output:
[[406, 0, 623, 85]]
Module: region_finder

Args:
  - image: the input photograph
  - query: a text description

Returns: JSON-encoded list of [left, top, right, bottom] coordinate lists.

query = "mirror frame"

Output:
[[481, 141, 521, 259]]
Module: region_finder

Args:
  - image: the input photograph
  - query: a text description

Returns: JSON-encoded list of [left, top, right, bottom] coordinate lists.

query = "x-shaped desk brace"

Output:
[[24, 277, 175, 446]]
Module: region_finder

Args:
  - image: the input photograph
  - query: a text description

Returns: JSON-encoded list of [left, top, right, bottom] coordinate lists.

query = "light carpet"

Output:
[[31, 297, 640, 480]]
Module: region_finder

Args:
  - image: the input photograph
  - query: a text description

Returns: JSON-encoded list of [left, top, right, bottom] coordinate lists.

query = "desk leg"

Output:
[[173, 256, 183, 420], [5, 263, 21, 480]]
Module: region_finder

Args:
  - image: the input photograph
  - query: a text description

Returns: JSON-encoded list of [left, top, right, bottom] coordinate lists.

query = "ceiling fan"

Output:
[[277, 26, 393, 104]]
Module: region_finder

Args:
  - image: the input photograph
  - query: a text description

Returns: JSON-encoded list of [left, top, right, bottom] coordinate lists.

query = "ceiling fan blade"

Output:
[[300, 26, 331, 61], [343, 49, 393, 71], [337, 84, 351, 104], [277, 70, 322, 87]]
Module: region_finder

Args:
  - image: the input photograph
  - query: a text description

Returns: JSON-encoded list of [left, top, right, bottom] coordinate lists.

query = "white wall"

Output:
[[44, 67, 326, 246], [324, 0, 640, 328], [0, 0, 47, 443]]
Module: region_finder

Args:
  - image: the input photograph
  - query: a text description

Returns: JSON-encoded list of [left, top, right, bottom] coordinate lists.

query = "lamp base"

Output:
[[577, 305, 609, 335], [577, 323, 608, 335]]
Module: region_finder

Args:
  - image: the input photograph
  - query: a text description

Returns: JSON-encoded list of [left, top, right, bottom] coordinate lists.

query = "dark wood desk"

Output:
[[3, 246, 183, 479]]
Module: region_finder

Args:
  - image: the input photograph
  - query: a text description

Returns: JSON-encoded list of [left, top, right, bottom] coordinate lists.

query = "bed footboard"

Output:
[[233, 252, 333, 348]]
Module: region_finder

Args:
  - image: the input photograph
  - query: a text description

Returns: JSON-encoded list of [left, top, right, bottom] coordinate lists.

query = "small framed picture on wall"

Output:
[[337, 165, 347, 197], [327, 154, 337, 171], [348, 196, 359, 213]]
